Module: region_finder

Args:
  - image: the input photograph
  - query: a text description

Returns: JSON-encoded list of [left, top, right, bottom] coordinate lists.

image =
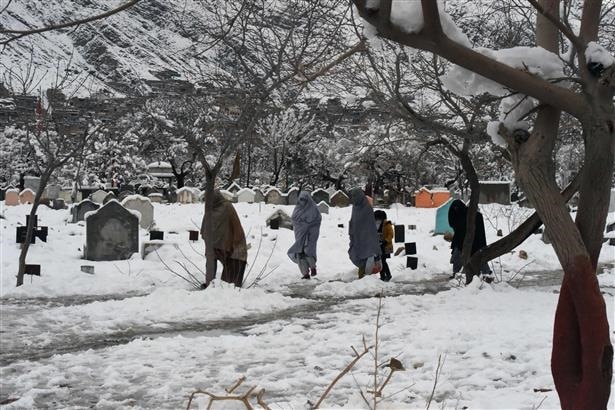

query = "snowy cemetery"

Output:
[[2, 0, 615, 409]]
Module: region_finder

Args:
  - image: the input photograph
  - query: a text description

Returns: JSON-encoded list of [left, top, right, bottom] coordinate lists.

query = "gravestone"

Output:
[[219, 189, 236, 203], [434, 199, 454, 235], [23, 176, 41, 194], [118, 190, 135, 202], [330, 191, 350, 207], [19, 189, 35, 204], [52, 198, 66, 210], [227, 181, 242, 194], [394, 225, 405, 243], [46, 184, 61, 200], [150, 230, 164, 240], [103, 191, 116, 204], [189, 230, 199, 241], [176, 187, 196, 204], [148, 193, 163, 203], [312, 189, 330, 205], [85, 201, 139, 261], [122, 195, 154, 229], [266, 210, 293, 230], [90, 189, 108, 204], [479, 181, 511, 205], [253, 188, 265, 203], [71, 199, 100, 223], [265, 188, 286, 205], [405, 242, 417, 255], [317, 201, 329, 215], [406, 256, 418, 270], [286, 188, 299, 206], [237, 188, 256, 203], [5, 189, 19, 206], [24, 264, 41, 276], [58, 189, 73, 204]]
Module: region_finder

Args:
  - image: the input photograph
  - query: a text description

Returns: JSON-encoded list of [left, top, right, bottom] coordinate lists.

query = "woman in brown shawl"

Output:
[[201, 191, 248, 287]]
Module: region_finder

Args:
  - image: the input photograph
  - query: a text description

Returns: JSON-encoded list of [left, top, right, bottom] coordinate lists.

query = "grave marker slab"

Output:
[[406, 256, 418, 270], [122, 195, 154, 229], [16, 227, 35, 244], [394, 225, 405, 243], [46, 184, 61, 200], [72, 200, 100, 223], [404, 242, 417, 255], [23, 176, 41, 194], [90, 189, 108, 204], [312, 189, 330, 205], [19, 189, 35, 204], [4, 189, 19, 206], [176, 187, 197, 204], [189, 230, 199, 241], [85, 201, 139, 261], [150, 231, 164, 240], [330, 191, 350, 207], [266, 210, 293, 230], [286, 188, 299, 205], [24, 264, 41, 276], [148, 193, 163, 203], [237, 188, 256, 203], [317, 201, 329, 215], [265, 188, 286, 205]]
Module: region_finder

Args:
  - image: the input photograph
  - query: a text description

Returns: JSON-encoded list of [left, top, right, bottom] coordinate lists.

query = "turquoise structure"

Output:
[[434, 198, 454, 235]]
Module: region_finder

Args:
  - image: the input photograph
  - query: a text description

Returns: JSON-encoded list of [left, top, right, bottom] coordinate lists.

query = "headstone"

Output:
[[118, 190, 135, 202], [52, 198, 66, 210], [408, 224, 417, 230], [90, 189, 108, 204], [80, 265, 95, 274], [394, 225, 405, 243], [266, 210, 293, 230], [176, 187, 196, 204], [58, 189, 73, 204], [338, 223, 344, 228], [148, 193, 163, 203], [286, 188, 299, 206], [219, 189, 236, 203], [85, 201, 139, 261], [237, 188, 256, 203], [23, 176, 41, 194], [405, 242, 417, 255], [479, 181, 511, 205], [71, 199, 100, 223], [265, 188, 286, 205], [189, 230, 199, 241], [606, 222, 615, 233], [253, 189, 265, 203], [19, 189, 35, 204], [406, 256, 418, 270], [227, 181, 242, 194], [312, 188, 330, 205], [317, 201, 329, 215], [434, 199, 454, 235], [24, 264, 41, 276], [5, 189, 19, 206], [150, 230, 164, 240], [16, 227, 35, 243], [46, 184, 61, 200], [330, 191, 350, 207], [122, 195, 154, 229], [103, 191, 116, 204]]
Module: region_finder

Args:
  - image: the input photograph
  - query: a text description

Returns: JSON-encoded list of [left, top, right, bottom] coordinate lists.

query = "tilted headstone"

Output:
[[85, 201, 139, 261], [103, 191, 116, 204], [148, 193, 163, 203], [176, 187, 196, 204], [52, 198, 66, 210], [46, 184, 61, 200], [90, 189, 108, 204], [478, 181, 511, 205], [265, 188, 286, 205], [71, 199, 100, 223], [253, 188, 265, 203], [227, 181, 242, 194], [122, 195, 154, 229], [23, 176, 41, 194], [5, 189, 19, 206], [286, 188, 299, 206], [312, 189, 330, 205], [266, 209, 293, 230], [19, 189, 35, 204], [237, 188, 256, 203], [330, 190, 350, 207], [317, 201, 329, 214]]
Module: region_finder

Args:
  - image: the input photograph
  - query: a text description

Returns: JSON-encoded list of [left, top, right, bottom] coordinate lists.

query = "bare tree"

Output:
[[351, 0, 613, 407]]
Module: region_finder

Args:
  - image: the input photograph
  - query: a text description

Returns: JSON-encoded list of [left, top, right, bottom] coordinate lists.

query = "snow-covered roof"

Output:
[[147, 161, 172, 169]]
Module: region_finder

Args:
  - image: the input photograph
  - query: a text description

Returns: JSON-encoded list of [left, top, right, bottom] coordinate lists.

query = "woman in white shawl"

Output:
[[288, 191, 322, 279]]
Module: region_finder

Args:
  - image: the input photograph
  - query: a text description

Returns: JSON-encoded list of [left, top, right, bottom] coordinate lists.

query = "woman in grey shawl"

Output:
[[288, 191, 322, 279], [348, 188, 381, 278]]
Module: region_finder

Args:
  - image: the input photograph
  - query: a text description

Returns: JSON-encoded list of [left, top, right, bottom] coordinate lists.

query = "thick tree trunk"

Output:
[[457, 148, 481, 284], [16, 170, 51, 287], [203, 170, 217, 286]]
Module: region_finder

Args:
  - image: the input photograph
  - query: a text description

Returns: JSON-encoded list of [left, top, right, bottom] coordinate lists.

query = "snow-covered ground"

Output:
[[1, 201, 614, 409]]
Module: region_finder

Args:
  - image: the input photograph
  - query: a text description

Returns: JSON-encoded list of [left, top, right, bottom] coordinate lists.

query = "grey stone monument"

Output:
[[90, 189, 108, 204], [317, 201, 330, 214], [330, 190, 350, 207], [265, 188, 286, 205], [103, 191, 116, 204], [72, 199, 101, 223], [85, 201, 139, 261], [312, 188, 330, 205], [253, 188, 265, 203], [122, 195, 154, 229], [286, 187, 299, 205]]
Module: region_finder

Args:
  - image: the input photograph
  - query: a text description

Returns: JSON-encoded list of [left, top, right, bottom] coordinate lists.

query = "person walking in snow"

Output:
[[288, 191, 322, 279], [374, 210, 394, 282], [348, 188, 382, 279], [200, 190, 248, 287], [447, 199, 491, 282]]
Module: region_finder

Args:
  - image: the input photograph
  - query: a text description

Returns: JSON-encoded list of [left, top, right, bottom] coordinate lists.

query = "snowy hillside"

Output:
[[0, 0, 226, 95]]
